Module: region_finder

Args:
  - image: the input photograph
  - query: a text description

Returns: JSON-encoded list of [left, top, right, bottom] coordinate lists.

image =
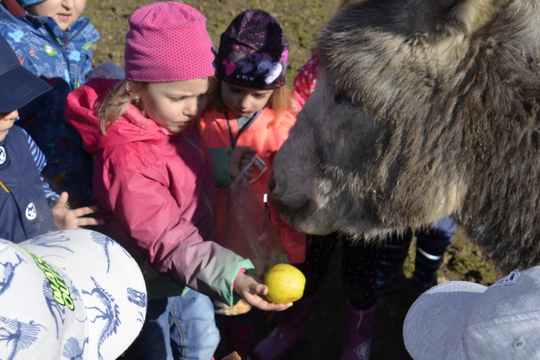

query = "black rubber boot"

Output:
[[376, 230, 413, 295], [412, 247, 444, 296]]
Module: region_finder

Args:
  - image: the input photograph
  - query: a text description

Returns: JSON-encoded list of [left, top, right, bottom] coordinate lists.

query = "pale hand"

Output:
[[51, 192, 105, 230], [233, 272, 293, 311]]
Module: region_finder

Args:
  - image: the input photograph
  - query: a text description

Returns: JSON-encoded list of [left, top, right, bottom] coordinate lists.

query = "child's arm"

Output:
[[50, 192, 104, 229], [103, 162, 261, 305], [23, 128, 59, 203], [22, 129, 103, 229]]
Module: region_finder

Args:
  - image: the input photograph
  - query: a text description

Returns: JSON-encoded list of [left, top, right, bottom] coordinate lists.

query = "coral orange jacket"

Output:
[[199, 107, 306, 264]]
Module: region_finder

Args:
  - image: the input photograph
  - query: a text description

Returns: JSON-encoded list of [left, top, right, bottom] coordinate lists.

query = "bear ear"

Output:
[[406, 0, 508, 37]]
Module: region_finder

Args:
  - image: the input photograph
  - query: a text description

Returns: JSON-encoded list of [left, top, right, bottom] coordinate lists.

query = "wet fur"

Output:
[[271, 0, 540, 272]]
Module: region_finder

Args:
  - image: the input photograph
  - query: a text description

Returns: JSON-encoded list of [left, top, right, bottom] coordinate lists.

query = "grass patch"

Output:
[[447, 242, 499, 284]]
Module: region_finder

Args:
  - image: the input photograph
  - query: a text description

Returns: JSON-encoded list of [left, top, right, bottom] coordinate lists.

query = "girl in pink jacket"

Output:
[[65, 3, 290, 360]]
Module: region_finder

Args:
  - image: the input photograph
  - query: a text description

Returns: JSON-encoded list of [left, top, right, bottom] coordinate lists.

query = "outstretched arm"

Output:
[[51, 192, 104, 230]]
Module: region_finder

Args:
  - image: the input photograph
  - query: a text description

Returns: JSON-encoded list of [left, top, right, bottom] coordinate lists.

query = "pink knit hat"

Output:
[[124, 2, 216, 82]]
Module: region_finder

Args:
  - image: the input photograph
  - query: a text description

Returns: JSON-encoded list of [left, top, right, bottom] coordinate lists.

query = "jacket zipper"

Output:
[[0, 180, 10, 193]]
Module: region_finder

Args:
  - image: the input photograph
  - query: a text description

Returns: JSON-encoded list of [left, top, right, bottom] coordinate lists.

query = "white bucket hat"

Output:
[[0, 229, 147, 360], [404, 267, 540, 359]]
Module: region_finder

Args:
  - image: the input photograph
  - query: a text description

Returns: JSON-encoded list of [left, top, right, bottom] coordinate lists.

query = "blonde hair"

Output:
[[97, 80, 148, 135], [206, 78, 297, 127]]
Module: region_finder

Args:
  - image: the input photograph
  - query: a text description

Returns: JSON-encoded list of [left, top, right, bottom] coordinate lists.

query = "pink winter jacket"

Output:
[[65, 78, 254, 303]]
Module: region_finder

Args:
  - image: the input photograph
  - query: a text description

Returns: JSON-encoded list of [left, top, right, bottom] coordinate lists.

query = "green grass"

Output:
[[447, 242, 499, 284]]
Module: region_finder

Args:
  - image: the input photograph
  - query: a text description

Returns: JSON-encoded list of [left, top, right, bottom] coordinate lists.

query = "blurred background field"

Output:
[[86, 0, 341, 85]]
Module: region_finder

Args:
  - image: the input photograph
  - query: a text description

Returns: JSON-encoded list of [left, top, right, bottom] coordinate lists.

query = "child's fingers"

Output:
[[263, 302, 293, 311], [70, 206, 103, 227], [247, 294, 292, 311], [241, 153, 255, 163], [75, 217, 105, 227], [230, 146, 254, 163], [250, 282, 267, 295], [73, 205, 99, 217], [243, 170, 254, 179], [240, 158, 252, 166], [258, 284, 269, 296], [55, 191, 69, 208]]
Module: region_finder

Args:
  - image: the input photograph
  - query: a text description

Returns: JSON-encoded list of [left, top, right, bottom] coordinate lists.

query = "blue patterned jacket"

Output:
[[0, 5, 100, 206]]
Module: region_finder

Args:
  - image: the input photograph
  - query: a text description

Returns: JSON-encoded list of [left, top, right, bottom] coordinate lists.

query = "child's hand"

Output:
[[229, 146, 256, 180], [51, 192, 105, 230], [233, 271, 293, 311]]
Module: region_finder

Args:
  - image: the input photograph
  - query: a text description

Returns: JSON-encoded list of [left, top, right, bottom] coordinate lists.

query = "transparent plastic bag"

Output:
[[215, 172, 289, 277], [213, 159, 289, 315]]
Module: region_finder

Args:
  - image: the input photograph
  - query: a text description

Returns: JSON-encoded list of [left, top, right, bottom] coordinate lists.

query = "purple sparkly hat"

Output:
[[216, 9, 289, 89]]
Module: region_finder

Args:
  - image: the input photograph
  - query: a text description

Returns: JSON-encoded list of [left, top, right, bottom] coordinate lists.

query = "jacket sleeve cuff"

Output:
[[228, 259, 255, 306], [207, 147, 233, 188]]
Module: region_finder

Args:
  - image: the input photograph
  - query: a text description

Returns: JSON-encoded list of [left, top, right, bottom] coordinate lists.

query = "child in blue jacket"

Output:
[[0, 0, 100, 206], [0, 34, 102, 242]]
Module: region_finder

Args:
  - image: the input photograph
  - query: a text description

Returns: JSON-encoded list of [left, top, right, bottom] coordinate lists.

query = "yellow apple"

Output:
[[265, 263, 306, 303]]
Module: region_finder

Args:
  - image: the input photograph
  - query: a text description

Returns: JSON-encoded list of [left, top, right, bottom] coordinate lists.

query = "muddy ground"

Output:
[[85, 0, 503, 359]]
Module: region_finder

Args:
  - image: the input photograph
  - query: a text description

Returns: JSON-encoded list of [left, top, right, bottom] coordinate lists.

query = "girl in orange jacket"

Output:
[[198, 9, 306, 358]]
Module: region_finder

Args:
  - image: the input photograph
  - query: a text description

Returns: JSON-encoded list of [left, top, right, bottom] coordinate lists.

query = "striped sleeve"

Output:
[[23, 128, 60, 202]]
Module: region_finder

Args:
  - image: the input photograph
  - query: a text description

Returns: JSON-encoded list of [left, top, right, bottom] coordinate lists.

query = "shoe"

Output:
[[412, 247, 444, 296], [376, 242, 409, 295], [252, 296, 316, 360], [341, 301, 376, 360]]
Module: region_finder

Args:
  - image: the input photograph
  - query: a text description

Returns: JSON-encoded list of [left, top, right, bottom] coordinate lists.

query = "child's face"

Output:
[[0, 110, 18, 142], [221, 82, 274, 117], [135, 78, 209, 134], [26, 0, 86, 31]]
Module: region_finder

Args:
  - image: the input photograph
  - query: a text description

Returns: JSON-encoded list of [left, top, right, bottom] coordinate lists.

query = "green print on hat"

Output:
[[25, 248, 75, 310]]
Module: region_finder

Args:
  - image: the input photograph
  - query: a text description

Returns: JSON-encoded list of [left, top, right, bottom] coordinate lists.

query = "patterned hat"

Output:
[[124, 2, 216, 82], [0, 229, 147, 360], [216, 9, 289, 89]]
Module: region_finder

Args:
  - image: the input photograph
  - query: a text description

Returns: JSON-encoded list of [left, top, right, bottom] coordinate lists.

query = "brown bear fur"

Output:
[[270, 0, 540, 272]]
